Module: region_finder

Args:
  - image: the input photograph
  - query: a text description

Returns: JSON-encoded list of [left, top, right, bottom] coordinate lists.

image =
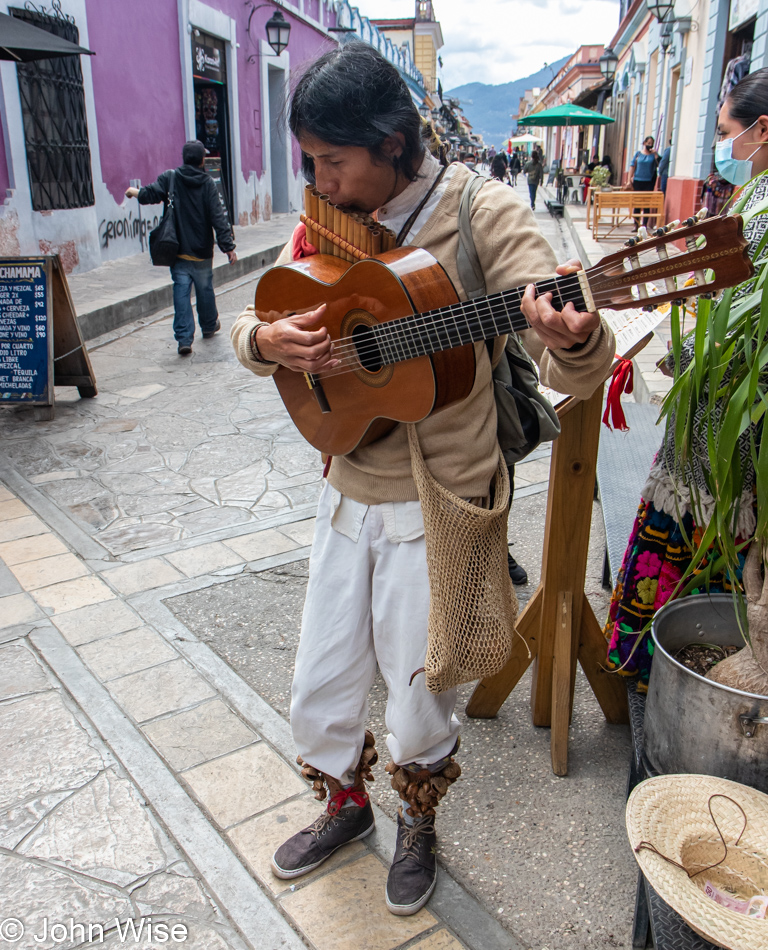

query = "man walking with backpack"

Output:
[[125, 140, 236, 355]]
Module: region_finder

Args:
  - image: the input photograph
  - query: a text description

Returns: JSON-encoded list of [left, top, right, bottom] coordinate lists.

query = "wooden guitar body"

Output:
[[254, 247, 476, 456]]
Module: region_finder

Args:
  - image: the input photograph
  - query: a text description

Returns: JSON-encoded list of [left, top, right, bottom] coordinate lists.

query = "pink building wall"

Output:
[[85, 0, 187, 201], [233, 2, 335, 180], [0, 126, 9, 197]]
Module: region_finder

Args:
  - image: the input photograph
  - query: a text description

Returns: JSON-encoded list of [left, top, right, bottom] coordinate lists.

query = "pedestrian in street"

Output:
[[509, 150, 522, 186], [628, 135, 660, 225], [658, 138, 672, 194], [524, 150, 544, 209], [125, 140, 237, 356], [231, 40, 613, 918], [490, 152, 509, 183]]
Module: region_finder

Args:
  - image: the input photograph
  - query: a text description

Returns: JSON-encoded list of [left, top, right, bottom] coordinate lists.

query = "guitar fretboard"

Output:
[[367, 275, 586, 366]]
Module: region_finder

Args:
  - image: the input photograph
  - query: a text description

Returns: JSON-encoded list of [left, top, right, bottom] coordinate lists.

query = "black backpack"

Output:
[[149, 170, 179, 267], [456, 173, 561, 466]]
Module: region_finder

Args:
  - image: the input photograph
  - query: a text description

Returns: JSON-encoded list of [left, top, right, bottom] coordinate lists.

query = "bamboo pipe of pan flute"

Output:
[[336, 208, 357, 263], [317, 195, 331, 255], [304, 187, 319, 249], [339, 206, 356, 262]]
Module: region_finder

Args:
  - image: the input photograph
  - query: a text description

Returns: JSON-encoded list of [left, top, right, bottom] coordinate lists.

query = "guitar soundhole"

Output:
[[352, 324, 383, 373]]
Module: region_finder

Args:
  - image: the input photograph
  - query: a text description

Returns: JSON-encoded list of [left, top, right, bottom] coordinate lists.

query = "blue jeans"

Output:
[[170, 259, 218, 344]]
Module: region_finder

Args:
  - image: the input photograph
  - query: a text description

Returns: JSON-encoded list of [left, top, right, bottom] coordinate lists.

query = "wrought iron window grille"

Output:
[[11, 2, 94, 211]]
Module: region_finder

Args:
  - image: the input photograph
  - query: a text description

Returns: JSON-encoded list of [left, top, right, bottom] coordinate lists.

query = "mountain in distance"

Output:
[[447, 55, 570, 147]]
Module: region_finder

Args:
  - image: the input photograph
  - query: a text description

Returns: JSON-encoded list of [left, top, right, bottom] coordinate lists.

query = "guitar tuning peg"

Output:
[[654, 227, 666, 237], [625, 237, 637, 247], [696, 207, 708, 220], [684, 216, 696, 227], [638, 226, 650, 241], [665, 220, 680, 232], [643, 305, 655, 312], [672, 299, 684, 307]]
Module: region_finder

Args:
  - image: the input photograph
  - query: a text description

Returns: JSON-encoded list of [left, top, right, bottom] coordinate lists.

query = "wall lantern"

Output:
[[598, 47, 618, 80], [659, 19, 675, 53], [646, 0, 675, 21], [265, 10, 291, 55], [246, 3, 291, 60], [418, 103, 430, 119]]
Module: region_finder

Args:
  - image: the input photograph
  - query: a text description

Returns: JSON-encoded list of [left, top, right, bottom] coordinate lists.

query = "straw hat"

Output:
[[626, 774, 768, 950]]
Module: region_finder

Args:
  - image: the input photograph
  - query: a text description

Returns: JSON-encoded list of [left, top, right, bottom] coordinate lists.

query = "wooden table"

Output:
[[592, 191, 665, 241], [466, 377, 636, 776]]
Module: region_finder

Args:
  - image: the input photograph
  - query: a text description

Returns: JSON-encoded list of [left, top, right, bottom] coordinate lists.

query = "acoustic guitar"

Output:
[[254, 214, 752, 457]]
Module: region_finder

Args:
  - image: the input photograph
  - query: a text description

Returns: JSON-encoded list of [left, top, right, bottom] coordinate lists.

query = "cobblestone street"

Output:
[[0, 186, 643, 950]]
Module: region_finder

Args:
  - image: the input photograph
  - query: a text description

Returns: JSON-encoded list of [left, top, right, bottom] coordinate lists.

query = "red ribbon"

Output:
[[292, 222, 319, 261], [602, 358, 634, 432], [326, 787, 369, 816]]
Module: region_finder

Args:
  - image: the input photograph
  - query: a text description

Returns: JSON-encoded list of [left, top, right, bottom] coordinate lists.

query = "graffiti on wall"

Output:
[[98, 210, 160, 249]]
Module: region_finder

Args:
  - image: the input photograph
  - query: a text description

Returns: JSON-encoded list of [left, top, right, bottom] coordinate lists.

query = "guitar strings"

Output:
[[290, 239, 718, 378], [322, 261, 694, 370], [321, 239, 702, 362]]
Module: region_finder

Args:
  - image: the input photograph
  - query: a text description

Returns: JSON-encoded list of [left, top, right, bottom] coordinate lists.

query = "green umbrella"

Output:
[[517, 103, 615, 127], [518, 103, 614, 174]]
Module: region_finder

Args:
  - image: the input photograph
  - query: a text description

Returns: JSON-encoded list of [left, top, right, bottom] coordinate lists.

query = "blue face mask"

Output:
[[715, 120, 762, 186]]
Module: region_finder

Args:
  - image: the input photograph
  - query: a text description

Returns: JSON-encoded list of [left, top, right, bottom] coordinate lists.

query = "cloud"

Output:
[[349, 0, 621, 87]]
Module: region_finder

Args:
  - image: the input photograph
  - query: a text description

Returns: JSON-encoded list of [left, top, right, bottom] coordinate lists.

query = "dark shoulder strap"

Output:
[[456, 173, 487, 300]]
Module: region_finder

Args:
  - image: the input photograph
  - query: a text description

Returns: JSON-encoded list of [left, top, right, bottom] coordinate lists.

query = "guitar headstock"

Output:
[[586, 212, 754, 312]]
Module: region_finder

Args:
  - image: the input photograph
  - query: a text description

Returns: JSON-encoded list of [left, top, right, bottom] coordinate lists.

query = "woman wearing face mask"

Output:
[[629, 136, 660, 225], [603, 67, 768, 692]]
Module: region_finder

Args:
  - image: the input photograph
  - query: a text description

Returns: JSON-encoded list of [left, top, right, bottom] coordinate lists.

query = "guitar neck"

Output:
[[372, 273, 587, 365]]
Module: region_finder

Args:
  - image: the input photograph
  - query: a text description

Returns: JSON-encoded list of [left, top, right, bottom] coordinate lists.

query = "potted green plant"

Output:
[[659, 184, 768, 694], [641, 189, 768, 789], [590, 165, 611, 190]]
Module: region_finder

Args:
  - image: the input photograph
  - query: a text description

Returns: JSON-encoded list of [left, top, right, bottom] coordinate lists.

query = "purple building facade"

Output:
[[0, 0, 338, 272]]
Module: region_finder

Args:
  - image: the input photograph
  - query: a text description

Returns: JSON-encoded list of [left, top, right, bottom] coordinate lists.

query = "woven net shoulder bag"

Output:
[[407, 424, 519, 693]]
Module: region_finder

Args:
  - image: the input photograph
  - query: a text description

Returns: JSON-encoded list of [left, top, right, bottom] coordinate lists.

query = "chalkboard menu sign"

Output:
[[0, 257, 52, 408], [0, 255, 97, 420]]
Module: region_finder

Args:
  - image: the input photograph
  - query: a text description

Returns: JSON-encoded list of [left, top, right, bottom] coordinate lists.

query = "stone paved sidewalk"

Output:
[[0, 195, 639, 950], [0, 271, 519, 950]]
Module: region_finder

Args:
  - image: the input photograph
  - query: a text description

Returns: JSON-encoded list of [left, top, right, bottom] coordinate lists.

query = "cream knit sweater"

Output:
[[231, 163, 615, 504]]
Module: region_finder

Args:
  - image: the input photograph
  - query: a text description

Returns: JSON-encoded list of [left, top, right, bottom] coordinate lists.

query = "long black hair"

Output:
[[289, 41, 426, 184], [726, 67, 768, 126]]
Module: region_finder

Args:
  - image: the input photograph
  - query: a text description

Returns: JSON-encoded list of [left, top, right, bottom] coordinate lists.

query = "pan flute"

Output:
[[301, 184, 397, 262]]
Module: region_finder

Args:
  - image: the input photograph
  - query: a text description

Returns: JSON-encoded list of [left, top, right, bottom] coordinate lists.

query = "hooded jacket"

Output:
[[138, 164, 235, 260]]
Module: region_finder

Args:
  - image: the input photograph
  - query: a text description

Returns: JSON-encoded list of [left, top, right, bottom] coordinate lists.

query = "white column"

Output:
[[692, 0, 728, 179]]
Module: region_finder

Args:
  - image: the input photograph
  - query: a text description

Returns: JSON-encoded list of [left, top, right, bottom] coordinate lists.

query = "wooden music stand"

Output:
[[466, 342, 653, 776]]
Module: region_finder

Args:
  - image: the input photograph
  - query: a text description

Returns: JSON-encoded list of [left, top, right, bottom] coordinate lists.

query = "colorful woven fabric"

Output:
[[603, 500, 748, 691]]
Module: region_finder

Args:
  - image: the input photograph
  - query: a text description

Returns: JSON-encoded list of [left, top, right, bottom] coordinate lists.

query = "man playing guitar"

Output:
[[231, 41, 615, 916]]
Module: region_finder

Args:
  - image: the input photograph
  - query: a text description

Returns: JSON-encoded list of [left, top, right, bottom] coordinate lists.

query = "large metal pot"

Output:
[[644, 594, 768, 792]]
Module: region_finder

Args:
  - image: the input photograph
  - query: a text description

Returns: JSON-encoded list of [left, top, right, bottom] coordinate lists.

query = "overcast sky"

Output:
[[350, 0, 622, 89]]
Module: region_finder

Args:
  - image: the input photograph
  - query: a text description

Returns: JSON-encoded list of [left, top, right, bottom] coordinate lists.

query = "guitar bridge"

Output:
[[304, 373, 331, 414]]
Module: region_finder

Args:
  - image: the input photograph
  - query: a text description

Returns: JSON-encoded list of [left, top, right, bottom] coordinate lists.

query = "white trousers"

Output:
[[290, 483, 461, 786]]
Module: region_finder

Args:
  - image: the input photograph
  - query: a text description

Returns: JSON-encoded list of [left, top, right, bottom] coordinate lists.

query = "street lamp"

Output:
[[646, 0, 675, 21], [265, 10, 291, 55], [418, 104, 430, 119], [598, 47, 618, 80]]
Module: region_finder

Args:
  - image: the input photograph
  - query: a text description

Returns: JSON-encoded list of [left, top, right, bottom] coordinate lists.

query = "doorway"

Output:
[[268, 64, 288, 214], [192, 30, 233, 222]]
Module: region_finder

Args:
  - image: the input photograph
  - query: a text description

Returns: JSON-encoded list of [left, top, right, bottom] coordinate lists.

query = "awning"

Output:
[[0, 11, 94, 62]]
